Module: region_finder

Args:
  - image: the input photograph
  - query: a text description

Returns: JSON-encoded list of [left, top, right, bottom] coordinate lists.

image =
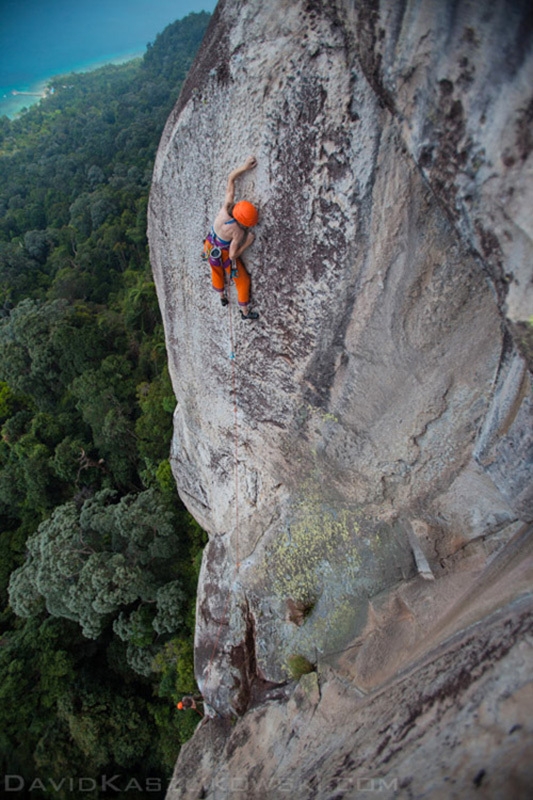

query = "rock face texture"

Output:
[[148, 0, 533, 794], [167, 591, 533, 800]]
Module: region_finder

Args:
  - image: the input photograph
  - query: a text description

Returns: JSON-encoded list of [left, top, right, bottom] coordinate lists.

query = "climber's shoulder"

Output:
[[213, 206, 242, 243]]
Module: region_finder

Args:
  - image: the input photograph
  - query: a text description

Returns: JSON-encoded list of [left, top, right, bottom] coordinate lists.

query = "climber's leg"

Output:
[[210, 263, 226, 297], [232, 258, 251, 308], [231, 259, 259, 319]]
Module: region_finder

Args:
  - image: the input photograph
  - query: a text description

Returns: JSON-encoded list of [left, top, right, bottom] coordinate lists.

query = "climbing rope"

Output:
[[227, 274, 241, 570], [203, 265, 243, 681]]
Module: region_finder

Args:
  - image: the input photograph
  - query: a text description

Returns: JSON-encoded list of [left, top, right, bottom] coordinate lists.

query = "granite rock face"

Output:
[[148, 0, 533, 750], [167, 591, 533, 800]]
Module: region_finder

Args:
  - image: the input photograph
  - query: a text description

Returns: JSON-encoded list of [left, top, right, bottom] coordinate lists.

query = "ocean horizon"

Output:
[[0, 0, 216, 120], [0, 50, 144, 119]]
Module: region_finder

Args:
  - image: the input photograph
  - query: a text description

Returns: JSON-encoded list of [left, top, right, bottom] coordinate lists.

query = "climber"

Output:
[[176, 695, 204, 716], [203, 155, 260, 320]]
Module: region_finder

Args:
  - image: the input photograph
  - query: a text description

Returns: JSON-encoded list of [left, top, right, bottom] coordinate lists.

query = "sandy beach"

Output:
[[0, 51, 143, 119]]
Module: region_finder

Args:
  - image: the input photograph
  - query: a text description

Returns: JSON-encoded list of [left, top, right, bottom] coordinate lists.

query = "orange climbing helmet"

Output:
[[232, 200, 258, 228]]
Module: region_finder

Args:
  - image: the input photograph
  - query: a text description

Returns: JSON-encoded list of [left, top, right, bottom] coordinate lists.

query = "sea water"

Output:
[[0, 0, 216, 119], [0, 53, 143, 119]]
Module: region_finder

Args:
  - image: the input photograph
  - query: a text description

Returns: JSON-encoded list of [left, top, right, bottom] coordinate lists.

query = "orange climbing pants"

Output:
[[210, 258, 251, 307], [203, 233, 251, 307]]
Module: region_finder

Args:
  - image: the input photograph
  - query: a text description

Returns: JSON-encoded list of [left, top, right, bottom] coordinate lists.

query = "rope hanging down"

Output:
[[204, 269, 243, 682], [227, 276, 241, 570]]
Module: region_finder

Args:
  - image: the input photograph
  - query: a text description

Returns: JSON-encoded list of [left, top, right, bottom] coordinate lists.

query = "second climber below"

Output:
[[203, 155, 259, 320]]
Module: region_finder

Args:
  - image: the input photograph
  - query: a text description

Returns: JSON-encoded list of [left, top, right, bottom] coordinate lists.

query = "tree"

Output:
[[0, 10, 211, 783], [9, 488, 186, 646], [0, 298, 70, 407], [23, 230, 51, 262], [70, 355, 139, 487]]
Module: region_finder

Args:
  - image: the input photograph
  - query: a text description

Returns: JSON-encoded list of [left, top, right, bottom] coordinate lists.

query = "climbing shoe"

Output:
[[240, 310, 259, 320], [221, 296, 228, 307]]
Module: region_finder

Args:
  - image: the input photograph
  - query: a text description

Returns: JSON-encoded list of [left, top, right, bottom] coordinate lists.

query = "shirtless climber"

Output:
[[176, 695, 204, 716], [203, 156, 259, 320]]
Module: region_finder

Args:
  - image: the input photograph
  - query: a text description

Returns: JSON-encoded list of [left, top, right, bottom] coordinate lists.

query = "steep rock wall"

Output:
[[167, 593, 533, 799], [148, 0, 533, 731]]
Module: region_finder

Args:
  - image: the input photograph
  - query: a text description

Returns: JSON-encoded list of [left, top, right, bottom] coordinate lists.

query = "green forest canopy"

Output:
[[0, 11, 210, 796]]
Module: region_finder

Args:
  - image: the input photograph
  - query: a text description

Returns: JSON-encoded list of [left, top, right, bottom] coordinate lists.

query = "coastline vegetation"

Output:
[[0, 11, 210, 795]]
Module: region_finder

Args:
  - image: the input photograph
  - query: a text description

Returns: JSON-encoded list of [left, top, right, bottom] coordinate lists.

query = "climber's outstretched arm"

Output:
[[224, 155, 257, 211]]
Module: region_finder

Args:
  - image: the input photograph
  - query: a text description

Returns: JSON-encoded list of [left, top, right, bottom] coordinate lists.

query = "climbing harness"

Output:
[[202, 228, 232, 270], [202, 230, 259, 317]]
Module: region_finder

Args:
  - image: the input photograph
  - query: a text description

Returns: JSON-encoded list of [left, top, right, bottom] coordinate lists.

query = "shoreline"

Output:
[[0, 50, 144, 119]]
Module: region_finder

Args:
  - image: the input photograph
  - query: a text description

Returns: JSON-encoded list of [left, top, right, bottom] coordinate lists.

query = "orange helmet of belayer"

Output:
[[232, 200, 258, 228]]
